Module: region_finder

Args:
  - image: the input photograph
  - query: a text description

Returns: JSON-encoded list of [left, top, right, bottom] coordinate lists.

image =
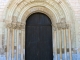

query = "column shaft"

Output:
[[12, 29, 15, 60], [68, 29, 72, 60], [23, 30, 25, 60], [64, 29, 67, 60], [17, 30, 19, 60], [7, 28, 10, 60], [54, 30, 57, 60], [21, 30, 24, 60], [60, 30, 62, 60]]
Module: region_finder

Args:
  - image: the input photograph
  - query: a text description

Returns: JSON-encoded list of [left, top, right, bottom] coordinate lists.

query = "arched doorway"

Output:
[[25, 13, 53, 60]]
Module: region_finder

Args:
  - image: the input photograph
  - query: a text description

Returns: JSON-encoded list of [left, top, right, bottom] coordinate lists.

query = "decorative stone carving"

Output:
[[2, 0, 76, 59], [16, 24, 21, 30], [21, 24, 25, 30], [56, 23, 62, 30], [57, 18, 69, 29], [52, 26, 57, 31], [6, 23, 17, 29], [11, 23, 17, 29], [6, 23, 12, 28], [6, 22, 26, 30], [66, 24, 69, 29]]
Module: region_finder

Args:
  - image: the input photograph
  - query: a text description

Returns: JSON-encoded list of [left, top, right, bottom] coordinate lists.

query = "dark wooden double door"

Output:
[[25, 13, 53, 60]]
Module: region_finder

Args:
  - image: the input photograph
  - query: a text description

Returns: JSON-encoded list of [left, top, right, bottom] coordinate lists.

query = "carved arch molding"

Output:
[[3, 0, 76, 60]]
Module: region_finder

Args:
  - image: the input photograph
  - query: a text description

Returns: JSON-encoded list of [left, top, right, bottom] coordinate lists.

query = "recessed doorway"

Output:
[[25, 13, 53, 60]]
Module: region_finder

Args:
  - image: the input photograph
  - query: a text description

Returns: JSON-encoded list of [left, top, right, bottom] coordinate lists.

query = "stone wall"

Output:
[[0, 0, 80, 60], [66, 0, 80, 60], [67, 0, 80, 52], [0, 0, 9, 48]]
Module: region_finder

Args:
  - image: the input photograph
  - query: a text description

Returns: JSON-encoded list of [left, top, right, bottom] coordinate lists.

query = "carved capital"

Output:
[[6, 23, 12, 28], [56, 23, 62, 30], [11, 23, 17, 29], [52, 26, 57, 31], [6, 23, 17, 29], [6, 22, 26, 30], [16, 24, 21, 30], [21, 24, 25, 30], [57, 18, 69, 29], [66, 24, 69, 29], [61, 23, 67, 29]]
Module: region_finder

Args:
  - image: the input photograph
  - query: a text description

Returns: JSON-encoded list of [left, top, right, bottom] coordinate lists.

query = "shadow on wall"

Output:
[[53, 53, 80, 60], [0, 53, 80, 60]]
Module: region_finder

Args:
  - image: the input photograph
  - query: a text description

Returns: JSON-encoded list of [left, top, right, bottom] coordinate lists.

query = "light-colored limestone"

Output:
[[0, 0, 80, 60]]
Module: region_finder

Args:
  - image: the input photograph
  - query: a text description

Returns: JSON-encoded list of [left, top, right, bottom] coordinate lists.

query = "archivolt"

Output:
[[4, 0, 65, 23], [3, 0, 75, 43], [3, 0, 75, 25]]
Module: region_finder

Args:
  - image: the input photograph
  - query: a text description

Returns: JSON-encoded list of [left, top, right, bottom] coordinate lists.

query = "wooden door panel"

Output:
[[26, 13, 40, 26], [26, 26, 39, 60], [38, 26, 53, 60], [25, 13, 53, 60], [39, 13, 51, 25]]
